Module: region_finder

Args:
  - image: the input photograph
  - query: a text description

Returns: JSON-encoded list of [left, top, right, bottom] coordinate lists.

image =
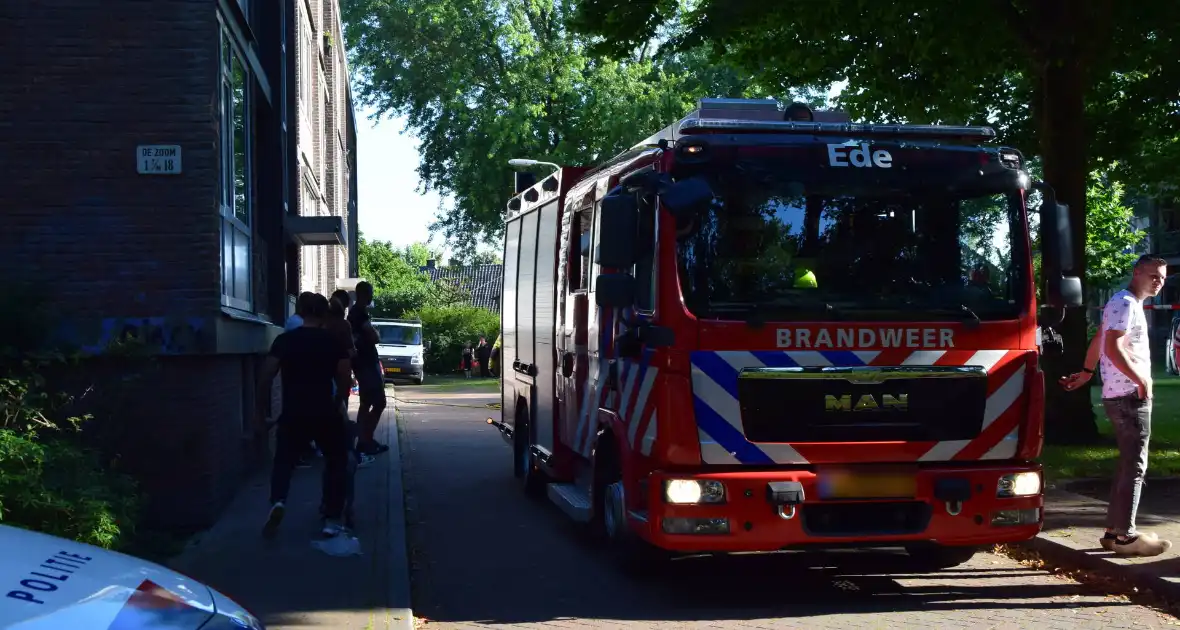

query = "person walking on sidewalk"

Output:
[[1061, 254, 1172, 557], [327, 290, 375, 469], [348, 281, 390, 456], [256, 292, 353, 539]]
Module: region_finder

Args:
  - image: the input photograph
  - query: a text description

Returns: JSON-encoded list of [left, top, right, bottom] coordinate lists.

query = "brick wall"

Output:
[[0, 2, 282, 531], [0, 0, 221, 319], [61, 354, 257, 531]]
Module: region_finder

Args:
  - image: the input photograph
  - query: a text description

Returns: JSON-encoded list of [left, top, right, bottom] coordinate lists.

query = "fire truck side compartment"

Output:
[[501, 216, 521, 434], [533, 199, 561, 453]]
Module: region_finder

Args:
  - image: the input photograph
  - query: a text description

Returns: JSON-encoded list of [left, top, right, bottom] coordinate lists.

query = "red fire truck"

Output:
[[490, 98, 1083, 570]]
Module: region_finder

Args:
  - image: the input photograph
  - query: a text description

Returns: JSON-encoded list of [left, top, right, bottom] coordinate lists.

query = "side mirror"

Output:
[[595, 273, 635, 307], [596, 194, 638, 269], [1034, 182, 1083, 309], [424, 340, 431, 350], [660, 176, 714, 225]]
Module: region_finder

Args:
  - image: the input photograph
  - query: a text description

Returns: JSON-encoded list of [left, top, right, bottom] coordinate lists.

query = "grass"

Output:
[[1039, 369, 1180, 482], [397, 373, 499, 393]]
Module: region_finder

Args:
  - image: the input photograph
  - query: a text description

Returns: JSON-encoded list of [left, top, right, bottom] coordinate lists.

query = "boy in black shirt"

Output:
[[256, 293, 352, 538], [348, 281, 390, 455]]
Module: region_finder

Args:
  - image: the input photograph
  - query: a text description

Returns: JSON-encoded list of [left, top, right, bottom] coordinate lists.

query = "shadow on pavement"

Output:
[[401, 392, 1158, 628], [410, 476, 1137, 626]]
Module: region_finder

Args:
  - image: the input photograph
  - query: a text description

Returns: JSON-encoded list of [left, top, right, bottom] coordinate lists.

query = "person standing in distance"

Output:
[[348, 281, 389, 456], [1061, 254, 1171, 557]]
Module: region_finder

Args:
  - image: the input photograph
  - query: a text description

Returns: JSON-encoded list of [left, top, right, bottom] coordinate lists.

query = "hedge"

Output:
[[407, 305, 499, 374]]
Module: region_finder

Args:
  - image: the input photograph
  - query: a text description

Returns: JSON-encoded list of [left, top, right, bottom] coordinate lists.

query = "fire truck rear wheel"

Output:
[[513, 405, 546, 498], [903, 543, 980, 570]]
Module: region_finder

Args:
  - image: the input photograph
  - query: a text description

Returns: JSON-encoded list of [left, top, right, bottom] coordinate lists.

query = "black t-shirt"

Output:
[[269, 326, 348, 420], [348, 304, 379, 364]]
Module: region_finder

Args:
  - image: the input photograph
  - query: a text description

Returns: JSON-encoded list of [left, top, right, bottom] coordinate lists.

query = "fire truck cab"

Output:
[[491, 98, 1083, 570]]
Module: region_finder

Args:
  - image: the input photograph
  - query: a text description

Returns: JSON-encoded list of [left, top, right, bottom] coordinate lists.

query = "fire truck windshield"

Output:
[[675, 167, 1029, 322]]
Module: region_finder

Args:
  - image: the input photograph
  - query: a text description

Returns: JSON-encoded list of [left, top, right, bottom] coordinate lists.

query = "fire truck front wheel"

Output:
[[903, 543, 981, 570], [512, 404, 546, 497], [592, 437, 670, 573]]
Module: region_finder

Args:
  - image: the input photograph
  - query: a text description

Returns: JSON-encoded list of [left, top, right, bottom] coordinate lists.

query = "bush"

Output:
[[0, 288, 142, 550], [0, 356, 140, 550], [408, 305, 499, 374]]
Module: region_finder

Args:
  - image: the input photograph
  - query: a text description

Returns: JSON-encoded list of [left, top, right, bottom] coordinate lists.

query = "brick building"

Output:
[[1, 0, 359, 530]]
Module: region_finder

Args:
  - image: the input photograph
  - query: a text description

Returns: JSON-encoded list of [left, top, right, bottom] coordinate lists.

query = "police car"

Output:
[[0, 524, 263, 629]]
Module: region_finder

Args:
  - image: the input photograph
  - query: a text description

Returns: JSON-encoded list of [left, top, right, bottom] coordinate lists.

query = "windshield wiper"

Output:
[[912, 303, 982, 328], [706, 300, 842, 327]]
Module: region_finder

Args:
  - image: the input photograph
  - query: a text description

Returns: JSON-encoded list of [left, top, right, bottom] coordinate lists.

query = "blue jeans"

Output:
[[1104, 395, 1152, 536]]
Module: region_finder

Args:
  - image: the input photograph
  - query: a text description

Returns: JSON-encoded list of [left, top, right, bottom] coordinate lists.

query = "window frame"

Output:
[[219, 24, 254, 313], [570, 204, 593, 294]]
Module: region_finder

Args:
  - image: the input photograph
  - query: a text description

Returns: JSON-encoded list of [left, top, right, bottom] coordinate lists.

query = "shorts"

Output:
[[354, 361, 385, 405]]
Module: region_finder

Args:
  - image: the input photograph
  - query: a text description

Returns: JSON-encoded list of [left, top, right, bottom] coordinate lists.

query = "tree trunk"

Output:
[[1035, 58, 1102, 445]]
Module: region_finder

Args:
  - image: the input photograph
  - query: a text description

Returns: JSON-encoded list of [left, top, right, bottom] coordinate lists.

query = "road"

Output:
[[396, 386, 1177, 630]]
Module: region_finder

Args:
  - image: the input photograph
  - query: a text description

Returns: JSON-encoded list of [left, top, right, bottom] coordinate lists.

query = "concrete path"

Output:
[[1029, 485, 1180, 602], [169, 394, 413, 629], [398, 388, 1176, 629]]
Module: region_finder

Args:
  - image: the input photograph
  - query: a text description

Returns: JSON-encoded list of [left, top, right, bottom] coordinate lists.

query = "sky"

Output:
[[354, 83, 850, 258], [354, 106, 450, 252]]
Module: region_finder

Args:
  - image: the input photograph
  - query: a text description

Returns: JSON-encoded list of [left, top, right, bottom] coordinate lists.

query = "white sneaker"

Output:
[[1103, 530, 1158, 551], [262, 502, 285, 539], [1113, 534, 1172, 557], [321, 518, 344, 537]]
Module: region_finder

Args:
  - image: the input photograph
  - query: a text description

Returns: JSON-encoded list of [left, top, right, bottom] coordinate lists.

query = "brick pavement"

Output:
[[169, 394, 413, 629], [1026, 486, 1180, 602], [399, 389, 1179, 630]]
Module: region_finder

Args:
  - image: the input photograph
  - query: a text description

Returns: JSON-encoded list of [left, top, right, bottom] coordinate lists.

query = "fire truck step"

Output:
[[547, 483, 592, 523]]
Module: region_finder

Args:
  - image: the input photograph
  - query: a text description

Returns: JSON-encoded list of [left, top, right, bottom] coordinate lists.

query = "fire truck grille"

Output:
[[736, 366, 988, 444], [801, 501, 932, 538]]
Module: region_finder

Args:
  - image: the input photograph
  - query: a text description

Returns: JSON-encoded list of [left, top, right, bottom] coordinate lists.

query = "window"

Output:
[[634, 200, 657, 312], [302, 246, 318, 293], [220, 28, 253, 311], [571, 206, 592, 292], [319, 71, 328, 185], [676, 155, 1029, 322], [299, 11, 312, 108]]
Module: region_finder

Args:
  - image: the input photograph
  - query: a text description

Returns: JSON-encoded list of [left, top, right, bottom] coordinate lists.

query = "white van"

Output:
[[372, 318, 428, 385]]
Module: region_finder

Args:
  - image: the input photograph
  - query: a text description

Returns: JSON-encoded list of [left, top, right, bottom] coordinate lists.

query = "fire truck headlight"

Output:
[[664, 479, 726, 504], [996, 472, 1041, 498]]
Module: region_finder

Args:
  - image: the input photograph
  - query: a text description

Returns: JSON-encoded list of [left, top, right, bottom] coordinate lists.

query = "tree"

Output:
[[357, 234, 463, 316], [1084, 168, 1146, 293], [572, 0, 1180, 443], [340, 0, 761, 252], [402, 242, 443, 269], [1030, 166, 1146, 302], [356, 232, 409, 290], [471, 250, 504, 265]]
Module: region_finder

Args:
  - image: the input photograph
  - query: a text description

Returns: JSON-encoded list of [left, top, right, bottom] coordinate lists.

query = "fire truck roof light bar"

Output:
[[679, 118, 997, 141]]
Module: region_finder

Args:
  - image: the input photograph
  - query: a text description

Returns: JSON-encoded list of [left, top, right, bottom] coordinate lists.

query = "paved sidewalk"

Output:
[[169, 399, 413, 629], [1026, 486, 1180, 602]]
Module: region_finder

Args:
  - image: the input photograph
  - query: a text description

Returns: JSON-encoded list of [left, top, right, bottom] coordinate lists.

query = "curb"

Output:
[[385, 399, 415, 630], [1019, 531, 1180, 602]]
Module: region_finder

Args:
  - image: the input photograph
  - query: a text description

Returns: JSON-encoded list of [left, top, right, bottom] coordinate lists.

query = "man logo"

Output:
[[825, 393, 908, 412]]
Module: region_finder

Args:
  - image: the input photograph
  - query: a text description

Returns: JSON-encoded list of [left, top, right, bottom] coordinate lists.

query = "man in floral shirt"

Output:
[[1061, 255, 1170, 556]]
